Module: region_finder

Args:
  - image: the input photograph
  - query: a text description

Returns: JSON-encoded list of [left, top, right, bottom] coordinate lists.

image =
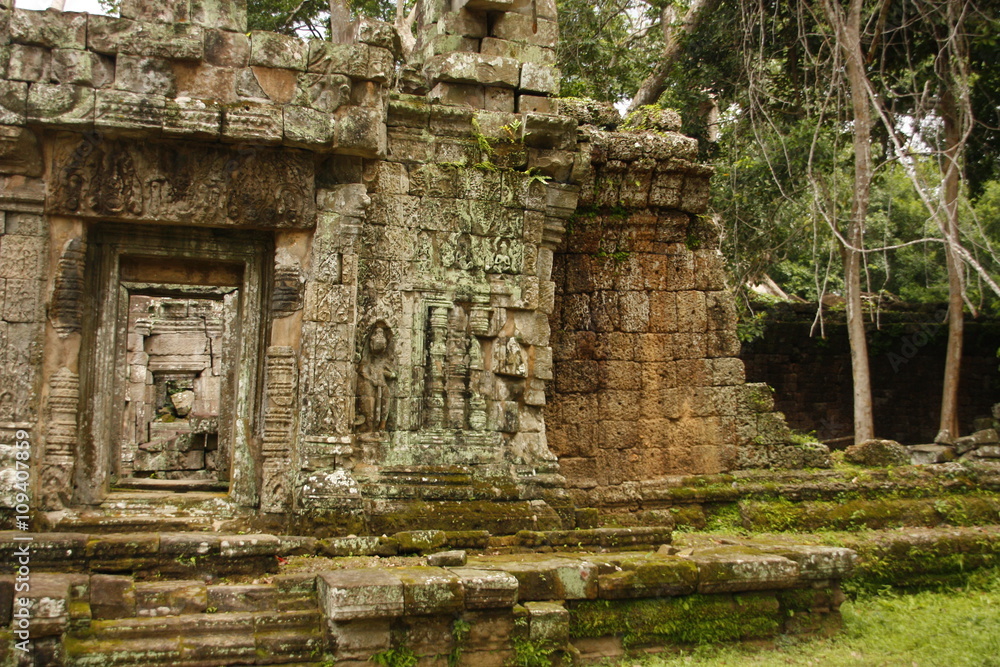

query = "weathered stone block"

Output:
[[222, 100, 283, 143], [328, 618, 392, 660], [520, 63, 560, 95], [429, 81, 486, 108], [908, 443, 956, 464], [491, 14, 558, 47], [284, 104, 335, 147], [163, 97, 222, 137], [7, 44, 49, 82], [10, 9, 86, 49], [135, 580, 208, 617], [88, 16, 204, 60], [396, 567, 464, 615], [205, 28, 251, 67], [469, 556, 598, 600], [844, 439, 910, 467], [524, 601, 569, 644], [0, 125, 42, 176], [598, 556, 699, 599], [318, 569, 404, 621], [95, 89, 165, 132], [692, 547, 799, 593], [427, 550, 467, 567], [307, 40, 368, 78], [219, 534, 281, 557], [447, 568, 519, 609], [190, 0, 248, 32], [207, 584, 278, 612], [396, 530, 448, 553], [481, 37, 557, 65], [90, 574, 136, 620], [114, 55, 176, 96], [335, 106, 386, 158], [51, 49, 113, 88], [0, 81, 28, 125], [749, 545, 858, 580], [250, 31, 307, 70], [523, 113, 576, 150], [27, 83, 93, 128], [426, 52, 521, 88], [294, 72, 351, 112], [368, 46, 394, 83]]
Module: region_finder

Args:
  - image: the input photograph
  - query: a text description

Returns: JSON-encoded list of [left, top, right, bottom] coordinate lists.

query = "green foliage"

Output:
[[448, 619, 472, 667], [510, 637, 557, 667], [371, 646, 418, 667], [613, 571, 1000, 666], [736, 310, 768, 343]]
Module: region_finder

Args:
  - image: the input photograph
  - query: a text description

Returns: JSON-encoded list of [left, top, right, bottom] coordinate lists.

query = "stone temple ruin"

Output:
[[0, 0, 819, 536]]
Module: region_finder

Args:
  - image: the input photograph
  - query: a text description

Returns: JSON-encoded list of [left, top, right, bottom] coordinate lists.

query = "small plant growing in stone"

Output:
[[371, 646, 418, 667], [510, 637, 556, 667], [448, 619, 472, 667]]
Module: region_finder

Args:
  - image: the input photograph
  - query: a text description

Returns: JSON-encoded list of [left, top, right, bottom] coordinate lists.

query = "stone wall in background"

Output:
[[0, 0, 812, 533], [742, 303, 1000, 446]]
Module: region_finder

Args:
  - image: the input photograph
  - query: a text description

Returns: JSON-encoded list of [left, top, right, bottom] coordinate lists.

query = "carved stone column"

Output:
[[261, 346, 297, 513]]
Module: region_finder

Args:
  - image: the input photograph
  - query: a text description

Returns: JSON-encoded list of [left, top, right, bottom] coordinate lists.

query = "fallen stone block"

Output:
[[908, 444, 956, 464], [468, 555, 598, 601], [427, 549, 467, 567]]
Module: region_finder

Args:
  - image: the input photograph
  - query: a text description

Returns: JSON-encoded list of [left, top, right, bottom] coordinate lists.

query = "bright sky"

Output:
[[14, 0, 109, 13]]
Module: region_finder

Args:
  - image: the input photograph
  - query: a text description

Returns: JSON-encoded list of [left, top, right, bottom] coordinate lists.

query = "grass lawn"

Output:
[[614, 571, 1000, 666]]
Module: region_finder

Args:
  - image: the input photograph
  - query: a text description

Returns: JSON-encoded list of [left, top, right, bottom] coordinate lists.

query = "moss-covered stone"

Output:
[[570, 593, 783, 648]]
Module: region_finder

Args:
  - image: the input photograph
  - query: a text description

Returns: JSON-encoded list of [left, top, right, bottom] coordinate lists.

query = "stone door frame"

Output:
[[75, 224, 271, 507]]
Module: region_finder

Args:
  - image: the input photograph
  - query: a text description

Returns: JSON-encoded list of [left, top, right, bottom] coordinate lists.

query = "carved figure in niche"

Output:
[[455, 233, 475, 271], [355, 322, 396, 432]]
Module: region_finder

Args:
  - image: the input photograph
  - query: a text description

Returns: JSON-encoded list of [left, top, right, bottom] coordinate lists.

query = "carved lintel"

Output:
[[49, 136, 316, 229], [49, 238, 86, 338]]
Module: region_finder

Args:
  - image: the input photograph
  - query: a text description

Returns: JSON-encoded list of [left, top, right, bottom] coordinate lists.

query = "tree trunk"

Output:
[[330, 0, 354, 43], [628, 0, 718, 113], [823, 0, 875, 444], [937, 0, 966, 440]]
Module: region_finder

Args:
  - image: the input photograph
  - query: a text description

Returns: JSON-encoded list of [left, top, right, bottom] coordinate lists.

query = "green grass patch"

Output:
[[608, 569, 1000, 666]]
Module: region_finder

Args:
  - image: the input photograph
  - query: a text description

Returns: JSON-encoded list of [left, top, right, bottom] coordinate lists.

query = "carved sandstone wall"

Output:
[[0, 0, 803, 532]]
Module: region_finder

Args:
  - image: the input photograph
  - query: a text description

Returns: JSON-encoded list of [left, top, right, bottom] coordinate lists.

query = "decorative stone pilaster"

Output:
[[40, 368, 79, 510], [49, 237, 85, 338], [260, 346, 297, 513]]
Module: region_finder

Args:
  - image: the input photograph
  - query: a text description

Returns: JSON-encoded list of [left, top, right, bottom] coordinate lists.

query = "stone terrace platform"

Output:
[[0, 528, 858, 665]]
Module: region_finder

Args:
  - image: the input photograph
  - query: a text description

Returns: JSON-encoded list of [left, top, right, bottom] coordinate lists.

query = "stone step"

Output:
[[55, 514, 217, 533], [67, 610, 323, 667]]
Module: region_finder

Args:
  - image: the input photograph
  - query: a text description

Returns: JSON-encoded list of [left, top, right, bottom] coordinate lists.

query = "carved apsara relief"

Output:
[[355, 321, 396, 433]]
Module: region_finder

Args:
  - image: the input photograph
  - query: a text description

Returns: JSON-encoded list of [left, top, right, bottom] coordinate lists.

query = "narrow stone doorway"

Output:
[[77, 225, 270, 507], [117, 291, 236, 491]]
